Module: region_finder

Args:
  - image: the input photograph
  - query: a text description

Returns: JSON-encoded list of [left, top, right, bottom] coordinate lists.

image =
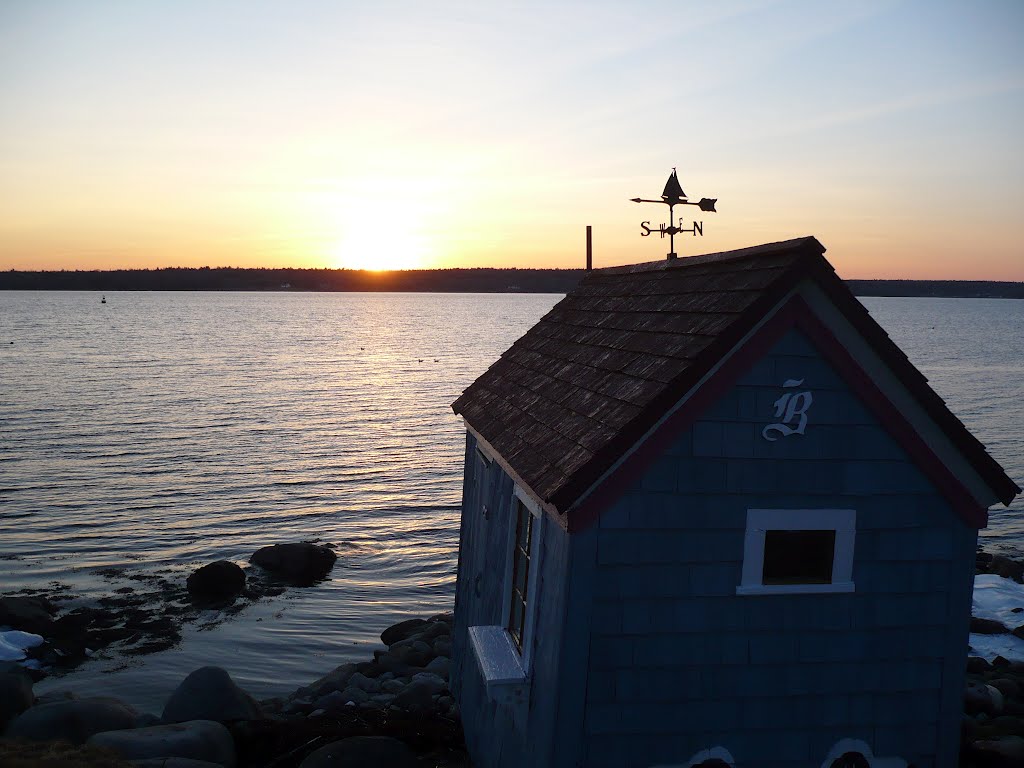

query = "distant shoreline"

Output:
[[2, 268, 1023, 299]]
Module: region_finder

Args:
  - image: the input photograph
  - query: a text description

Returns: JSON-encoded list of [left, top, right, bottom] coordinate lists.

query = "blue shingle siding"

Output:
[[580, 329, 976, 768], [452, 433, 573, 768]]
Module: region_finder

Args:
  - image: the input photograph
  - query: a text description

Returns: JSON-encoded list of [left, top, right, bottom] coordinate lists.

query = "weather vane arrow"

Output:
[[631, 168, 718, 259]]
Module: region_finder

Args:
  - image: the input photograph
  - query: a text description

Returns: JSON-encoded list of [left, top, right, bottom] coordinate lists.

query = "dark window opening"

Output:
[[762, 529, 836, 585], [507, 498, 534, 651], [830, 752, 870, 768]]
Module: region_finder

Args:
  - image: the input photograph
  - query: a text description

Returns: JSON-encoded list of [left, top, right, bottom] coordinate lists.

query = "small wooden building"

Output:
[[449, 237, 1019, 768]]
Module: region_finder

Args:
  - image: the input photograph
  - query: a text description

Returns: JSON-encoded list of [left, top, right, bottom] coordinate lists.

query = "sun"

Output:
[[329, 203, 434, 271]]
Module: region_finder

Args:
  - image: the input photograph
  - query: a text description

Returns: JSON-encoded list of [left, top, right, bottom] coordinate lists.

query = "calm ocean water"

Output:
[[1, 291, 1022, 711]]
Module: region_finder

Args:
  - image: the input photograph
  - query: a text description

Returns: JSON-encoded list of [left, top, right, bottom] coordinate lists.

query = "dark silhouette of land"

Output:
[[2, 267, 1023, 298]]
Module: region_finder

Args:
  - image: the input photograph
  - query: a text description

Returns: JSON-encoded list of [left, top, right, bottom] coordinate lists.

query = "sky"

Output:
[[1, 0, 1022, 279]]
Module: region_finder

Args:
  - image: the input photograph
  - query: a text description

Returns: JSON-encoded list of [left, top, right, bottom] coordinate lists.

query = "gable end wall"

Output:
[[582, 328, 976, 768]]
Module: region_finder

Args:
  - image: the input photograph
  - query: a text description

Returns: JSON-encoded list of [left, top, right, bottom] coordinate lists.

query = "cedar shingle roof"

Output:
[[452, 237, 1020, 516]]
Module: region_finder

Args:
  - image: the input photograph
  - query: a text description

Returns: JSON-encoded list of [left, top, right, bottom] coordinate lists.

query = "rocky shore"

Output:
[[961, 549, 1024, 766], [1, 611, 466, 767], [0, 542, 340, 677], [3, 545, 1024, 766]]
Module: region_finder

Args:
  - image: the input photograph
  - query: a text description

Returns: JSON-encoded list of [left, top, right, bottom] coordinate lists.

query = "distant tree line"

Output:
[[2, 267, 1022, 298]]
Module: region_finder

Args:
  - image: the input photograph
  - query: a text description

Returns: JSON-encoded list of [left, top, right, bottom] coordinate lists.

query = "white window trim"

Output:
[[468, 484, 544, 702], [737, 508, 855, 596]]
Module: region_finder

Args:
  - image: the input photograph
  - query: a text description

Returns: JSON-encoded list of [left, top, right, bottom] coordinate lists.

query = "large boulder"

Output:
[[300, 662, 358, 700], [0, 596, 56, 636], [0, 670, 34, 730], [3, 696, 137, 744], [972, 735, 1024, 768], [991, 555, 1024, 583], [131, 760, 227, 768], [298, 736, 418, 768], [163, 666, 262, 724], [250, 543, 337, 585], [89, 719, 235, 767], [380, 618, 427, 647], [391, 681, 436, 713], [186, 560, 246, 604], [972, 616, 1010, 634]]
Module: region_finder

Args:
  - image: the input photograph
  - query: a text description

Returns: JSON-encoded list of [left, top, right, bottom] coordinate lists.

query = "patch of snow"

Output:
[[0, 629, 44, 661], [973, 574, 1024, 627], [969, 632, 1024, 662], [970, 574, 1024, 662]]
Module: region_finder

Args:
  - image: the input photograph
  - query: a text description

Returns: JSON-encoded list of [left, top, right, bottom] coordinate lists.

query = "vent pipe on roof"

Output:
[[586, 225, 593, 271]]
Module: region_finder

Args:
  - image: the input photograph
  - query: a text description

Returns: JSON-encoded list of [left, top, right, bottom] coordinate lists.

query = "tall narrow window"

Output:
[[507, 497, 534, 651]]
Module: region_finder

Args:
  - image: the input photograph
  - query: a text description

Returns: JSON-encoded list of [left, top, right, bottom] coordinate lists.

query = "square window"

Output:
[[738, 509, 855, 595], [762, 529, 836, 585]]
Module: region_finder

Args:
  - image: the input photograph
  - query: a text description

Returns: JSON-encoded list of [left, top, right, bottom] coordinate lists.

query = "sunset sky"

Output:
[[1, 1, 1022, 279]]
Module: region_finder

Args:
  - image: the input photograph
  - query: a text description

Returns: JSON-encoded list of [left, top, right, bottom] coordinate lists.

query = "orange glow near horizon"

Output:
[[0, 2, 1022, 281]]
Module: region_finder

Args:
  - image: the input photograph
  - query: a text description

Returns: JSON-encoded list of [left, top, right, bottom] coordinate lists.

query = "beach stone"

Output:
[[966, 683, 999, 717], [391, 681, 435, 713], [249, 543, 336, 585], [1012, 624, 1024, 640], [89, 719, 235, 767], [339, 686, 368, 704], [972, 735, 1024, 767], [313, 690, 349, 712], [990, 677, 1022, 699], [0, 596, 56, 636], [186, 561, 246, 604], [428, 611, 454, 624], [284, 697, 313, 714], [968, 656, 994, 674], [298, 736, 418, 768], [425, 656, 450, 677], [34, 689, 77, 705], [386, 643, 431, 668], [419, 621, 450, 642], [347, 671, 379, 693], [410, 671, 446, 694], [972, 617, 1010, 634], [163, 666, 262, 723], [3, 696, 137, 744], [433, 637, 452, 657], [303, 661, 357, 699], [135, 712, 162, 728], [988, 715, 1024, 737], [0, 671, 34, 729], [991, 555, 1024, 584], [131, 760, 227, 768], [381, 678, 406, 694], [381, 618, 427, 646]]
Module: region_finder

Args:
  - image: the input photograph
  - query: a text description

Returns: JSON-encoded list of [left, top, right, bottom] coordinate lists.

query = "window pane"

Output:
[[508, 592, 526, 649], [516, 500, 533, 551], [507, 498, 535, 652], [762, 529, 836, 584]]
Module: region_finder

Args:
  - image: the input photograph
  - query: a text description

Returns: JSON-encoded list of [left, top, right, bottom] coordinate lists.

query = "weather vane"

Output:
[[631, 168, 717, 260]]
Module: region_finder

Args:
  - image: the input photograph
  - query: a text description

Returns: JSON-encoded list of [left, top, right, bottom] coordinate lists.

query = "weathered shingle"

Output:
[[452, 236, 1020, 516]]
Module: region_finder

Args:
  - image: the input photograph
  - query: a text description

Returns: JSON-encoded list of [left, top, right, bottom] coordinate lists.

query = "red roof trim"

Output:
[[568, 295, 987, 533], [806, 259, 1019, 506]]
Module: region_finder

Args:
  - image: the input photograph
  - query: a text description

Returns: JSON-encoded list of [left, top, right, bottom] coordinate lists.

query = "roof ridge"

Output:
[[594, 236, 824, 275]]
